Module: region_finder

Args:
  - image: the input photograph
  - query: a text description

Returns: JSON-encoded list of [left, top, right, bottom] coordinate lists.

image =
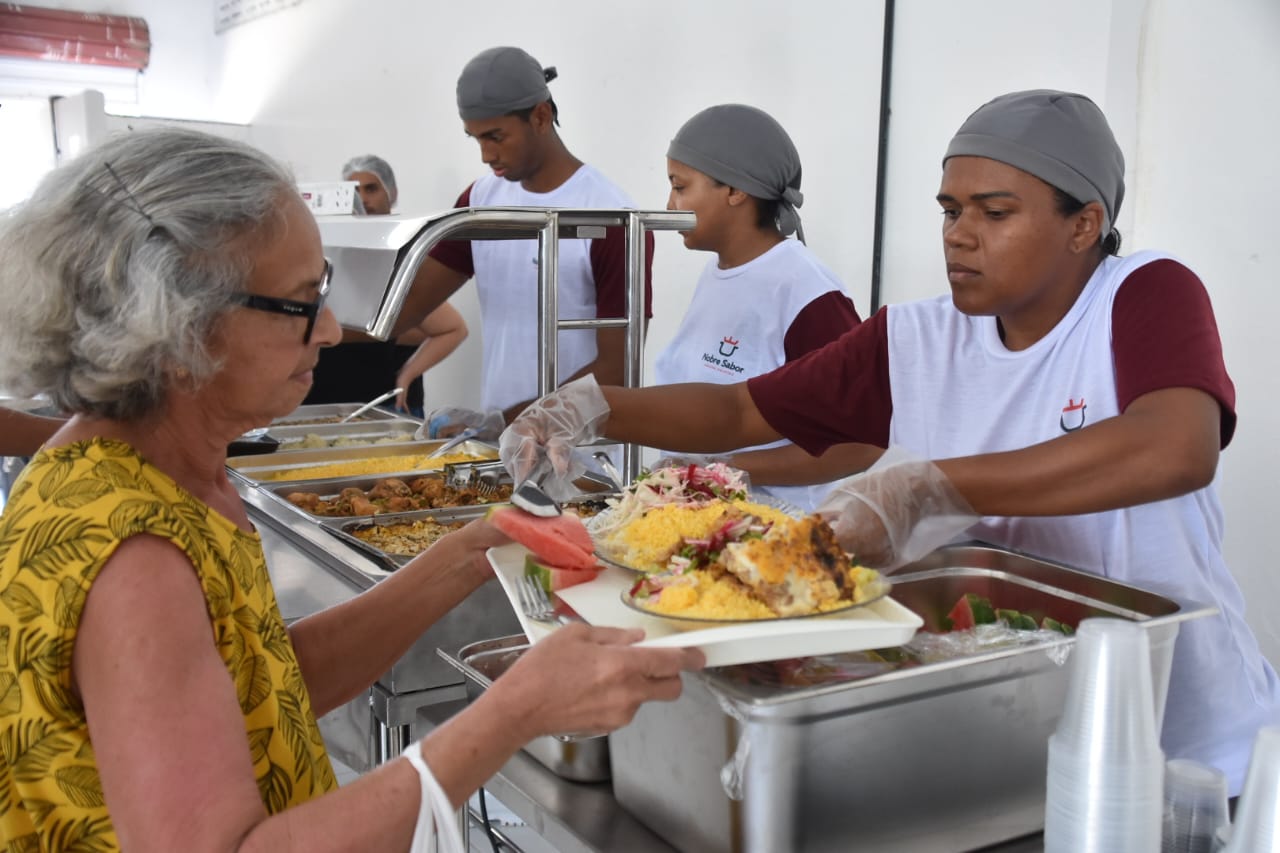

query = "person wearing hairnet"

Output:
[[343, 153, 397, 216], [499, 89, 1280, 795], [304, 155, 468, 416], [650, 104, 863, 511], [390, 46, 655, 442]]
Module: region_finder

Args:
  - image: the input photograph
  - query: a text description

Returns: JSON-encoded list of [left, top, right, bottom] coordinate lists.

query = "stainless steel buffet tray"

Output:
[[321, 505, 493, 571], [609, 543, 1216, 853], [225, 439, 498, 485], [266, 419, 421, 450], [269, 402, 407, 426], [260, 472, 511, 520], [439, 635, 612, 782]]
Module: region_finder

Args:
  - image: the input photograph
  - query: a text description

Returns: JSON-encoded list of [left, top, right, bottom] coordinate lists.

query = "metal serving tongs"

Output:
[[340, 387, 404, 423], [426, 426, 480, 458], [511, 456, 560, 517]]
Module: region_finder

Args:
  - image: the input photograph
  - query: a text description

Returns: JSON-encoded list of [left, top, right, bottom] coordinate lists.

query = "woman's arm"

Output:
[[393, 302, 469, 412], [287, 518, 504, 715], [938, 386, 1221, 517], [0, 407, 64, 455], [76, 532, 702, 852]]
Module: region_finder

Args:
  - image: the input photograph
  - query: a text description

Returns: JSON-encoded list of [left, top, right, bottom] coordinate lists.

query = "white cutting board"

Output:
[[486, 543, 923, 667]]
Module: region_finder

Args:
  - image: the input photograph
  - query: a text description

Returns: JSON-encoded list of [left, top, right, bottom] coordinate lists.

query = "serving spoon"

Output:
[[340, 387, 404, 423]]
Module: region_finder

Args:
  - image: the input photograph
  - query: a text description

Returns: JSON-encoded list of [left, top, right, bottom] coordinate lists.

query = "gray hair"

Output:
[[341, 154, 397, 206], [0, 126, 297, 420]]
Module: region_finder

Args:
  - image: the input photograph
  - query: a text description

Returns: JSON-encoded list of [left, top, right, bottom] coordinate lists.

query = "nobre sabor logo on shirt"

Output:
[[1060, 397, 1087, 432], [701, 335, 745, 374]]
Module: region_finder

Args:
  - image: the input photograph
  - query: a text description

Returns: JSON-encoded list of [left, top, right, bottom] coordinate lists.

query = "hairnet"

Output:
[[456, 46, 558, 120], [341, 154, 397, 206], [943, 89, 1125, 235], [667, 104, 806, 242]]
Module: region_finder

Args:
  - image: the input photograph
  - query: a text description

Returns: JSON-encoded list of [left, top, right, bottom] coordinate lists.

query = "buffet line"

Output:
[[231, 403, 1213, 853]]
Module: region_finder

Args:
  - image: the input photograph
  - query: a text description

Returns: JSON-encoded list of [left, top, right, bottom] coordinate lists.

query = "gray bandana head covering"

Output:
[[341, 154, 397, 205], [457, 46, 558, 120], [944, 89, 1125, 236], [667, 104, 807, 242]]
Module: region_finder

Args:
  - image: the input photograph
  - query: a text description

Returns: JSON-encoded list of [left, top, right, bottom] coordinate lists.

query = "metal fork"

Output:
[[517, 575, 569, 625]]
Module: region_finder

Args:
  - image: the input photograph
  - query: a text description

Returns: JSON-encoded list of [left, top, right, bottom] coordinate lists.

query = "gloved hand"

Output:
[[815, 446, 979, 571], [499, 375, 611, 498], [414, 407, 507, 441]]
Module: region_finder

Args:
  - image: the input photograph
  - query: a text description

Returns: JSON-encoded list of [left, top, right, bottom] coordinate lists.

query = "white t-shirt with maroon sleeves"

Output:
[[427, 165, 654, 412], [652, 239, 861, 511], [747, 250, 1278, 793]]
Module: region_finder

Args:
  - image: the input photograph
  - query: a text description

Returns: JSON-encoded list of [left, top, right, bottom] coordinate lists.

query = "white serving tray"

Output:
[[486, 543, 923, 667]]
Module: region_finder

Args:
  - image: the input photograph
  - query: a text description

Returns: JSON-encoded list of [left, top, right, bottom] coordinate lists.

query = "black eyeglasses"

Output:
[[231, 259, 332, 343]]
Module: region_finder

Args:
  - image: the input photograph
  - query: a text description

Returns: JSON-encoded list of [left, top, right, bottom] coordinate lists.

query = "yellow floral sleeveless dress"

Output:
[[0, 439, 336, 851]]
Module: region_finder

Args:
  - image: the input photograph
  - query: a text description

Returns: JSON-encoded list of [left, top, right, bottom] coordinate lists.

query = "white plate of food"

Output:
[[486, 541, 922, 668]]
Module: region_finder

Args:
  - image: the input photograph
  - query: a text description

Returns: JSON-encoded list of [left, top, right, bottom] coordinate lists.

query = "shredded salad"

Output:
[[589, 462, 751, 540]]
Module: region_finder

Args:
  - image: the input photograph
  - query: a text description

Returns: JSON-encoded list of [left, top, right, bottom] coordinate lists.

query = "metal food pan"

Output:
[[321, 505, 492, 571], [263, 473, 512, 521], [438, 635, 611, 782], [267, 419, 422, 450], [610, 543, 1215, 853], [226, 439, 499, 485], [269, 402, 405, 426]]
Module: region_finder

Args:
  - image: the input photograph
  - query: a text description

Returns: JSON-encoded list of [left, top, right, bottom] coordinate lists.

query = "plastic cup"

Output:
[[1162, 758, 1230, 853], [1045, 618, 1165, 853], [1224, 724, 1280, 852], [1054, 618, 1163, 759]]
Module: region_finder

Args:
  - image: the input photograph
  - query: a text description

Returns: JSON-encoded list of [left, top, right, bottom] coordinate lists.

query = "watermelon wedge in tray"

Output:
[[487, 505, 602, 592]]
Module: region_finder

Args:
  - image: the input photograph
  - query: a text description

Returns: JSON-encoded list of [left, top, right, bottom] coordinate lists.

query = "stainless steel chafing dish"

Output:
[[265, 419, 421, 450], [268, 402, 406, 426], [608, 543, 1215, 853], [321, 506, 493, 571], [225, 439, 498, 486]]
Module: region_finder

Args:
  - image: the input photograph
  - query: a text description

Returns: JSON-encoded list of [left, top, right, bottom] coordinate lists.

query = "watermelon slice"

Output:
[[943, 593, 997, 631], [488, 505, 599, 571], [524, 554, 601, 593]]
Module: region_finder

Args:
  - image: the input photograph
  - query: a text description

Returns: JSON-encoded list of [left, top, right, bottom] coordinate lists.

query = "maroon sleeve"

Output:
[[426, 184, 476, 277], [783, 291, 863, 362], [1111, 259, 1236, 448], [589, 227, 655, 319], [747, 307, 893, 455]]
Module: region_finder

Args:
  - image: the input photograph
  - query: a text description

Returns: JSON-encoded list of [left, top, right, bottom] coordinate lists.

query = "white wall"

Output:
[[6, 0, 1278, 662]]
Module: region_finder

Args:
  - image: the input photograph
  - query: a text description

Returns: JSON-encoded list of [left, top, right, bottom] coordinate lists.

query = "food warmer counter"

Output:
[[425, 544, 1213, 853]]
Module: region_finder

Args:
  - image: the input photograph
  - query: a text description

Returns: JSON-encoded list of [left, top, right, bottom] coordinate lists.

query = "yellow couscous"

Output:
[[635, 562, 884, 622], [260, 451, 490, 482], [603, 500, 793, 573]]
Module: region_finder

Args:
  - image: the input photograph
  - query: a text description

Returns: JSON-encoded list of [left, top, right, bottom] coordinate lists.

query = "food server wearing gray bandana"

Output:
[[501, 89, 1280, 796], [393, 45, 655, 442], [649, 103, 863, 512]]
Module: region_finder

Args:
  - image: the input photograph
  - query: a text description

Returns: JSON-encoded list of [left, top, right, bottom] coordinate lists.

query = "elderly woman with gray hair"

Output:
[[651, 103, 865, 511], [0, 127, 702, 852]]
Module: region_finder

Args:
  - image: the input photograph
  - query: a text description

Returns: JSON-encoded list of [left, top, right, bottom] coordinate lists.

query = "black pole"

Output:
[[869, 0, 895, 314]]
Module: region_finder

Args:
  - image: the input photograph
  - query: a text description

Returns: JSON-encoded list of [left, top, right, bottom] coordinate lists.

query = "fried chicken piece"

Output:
[[369, 478, 411, 499], [410, 477, 445, 500], [349, 496, 378, 516], [722, 516, 851, 617], [286, 492, 319, 510]]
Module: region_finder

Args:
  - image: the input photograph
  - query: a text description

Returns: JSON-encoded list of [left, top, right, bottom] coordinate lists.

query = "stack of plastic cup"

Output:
[[1162, 758, 1230, 853], [1044, 618, 1165, 853], [1223, 724, 1280, 852]]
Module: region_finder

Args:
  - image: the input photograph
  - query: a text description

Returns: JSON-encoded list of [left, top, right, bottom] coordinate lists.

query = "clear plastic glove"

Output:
[[499, 375, 610, 497], [414, 407, 506, 441], [815, 446, 979, 571]]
